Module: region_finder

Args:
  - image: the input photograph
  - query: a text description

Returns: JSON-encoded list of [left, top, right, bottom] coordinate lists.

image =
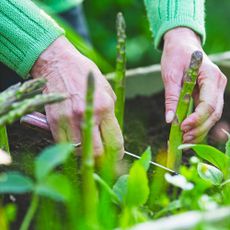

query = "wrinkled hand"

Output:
[[31, 36, 124, 157], [162, 27, 227, 143]]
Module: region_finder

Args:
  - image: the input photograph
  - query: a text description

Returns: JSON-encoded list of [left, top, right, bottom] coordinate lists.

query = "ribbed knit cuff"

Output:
[[0, 0, 65, 78], [144, 0, 206, 50]]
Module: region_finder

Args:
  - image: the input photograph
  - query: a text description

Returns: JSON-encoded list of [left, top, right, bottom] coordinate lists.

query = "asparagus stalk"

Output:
[[81, 72, 98, 228], [167, 51, 203, 171], [0, 94, 65, 126], [0, 79, 47, 116], [114, 12, 126, 131], [0, 126, 10, 153]]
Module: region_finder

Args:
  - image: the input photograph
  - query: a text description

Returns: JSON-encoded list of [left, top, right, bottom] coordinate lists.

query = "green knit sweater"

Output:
[[35, 0, 83, 14], [0, 0, 64, 78], [0, 0, 205, 80], [144, 0, 206, 50]]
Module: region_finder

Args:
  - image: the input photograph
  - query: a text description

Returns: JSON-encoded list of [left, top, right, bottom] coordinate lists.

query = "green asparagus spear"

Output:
[[0, 79, 47, 115], [114, 12, 126, 131], [0, 94, 65, 126], [81, 72, 98, 229], [0, 126, 10, 153], [167, 51, 203, 171]]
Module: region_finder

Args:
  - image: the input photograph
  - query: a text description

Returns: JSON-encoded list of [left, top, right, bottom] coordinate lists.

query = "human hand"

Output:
[[31, 36, 124, 158], [161, 27, 227, 143]]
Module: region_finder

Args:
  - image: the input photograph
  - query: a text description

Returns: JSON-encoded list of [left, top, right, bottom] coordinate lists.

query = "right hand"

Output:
[[31, 36, 124, 158], [161, 27, 227, 143]]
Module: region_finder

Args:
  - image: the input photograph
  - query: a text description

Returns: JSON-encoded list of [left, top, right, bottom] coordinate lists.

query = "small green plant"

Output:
[[167, 51, 203, 171], [179, 130, 230, 204], [0, 143, 74, 230]]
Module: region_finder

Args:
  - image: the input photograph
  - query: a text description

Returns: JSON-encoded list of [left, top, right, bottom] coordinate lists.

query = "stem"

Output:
[[81, 73, 98, 228], [93, 173, 119, 204], [0, 125, 10, 153], [167, 51, 203, 171], [114, 12, 126, 131], [20, 194, 39, 230]]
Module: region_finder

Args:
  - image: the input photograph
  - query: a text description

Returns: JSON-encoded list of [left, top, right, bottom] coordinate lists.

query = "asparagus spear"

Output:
[[81, 72, 98, 228], [0, 126, 10, 153], [0, 94, 65, 126], [0, 79, 47, 115], [167, 51, 203, 171], [114, 12, 126, 131]]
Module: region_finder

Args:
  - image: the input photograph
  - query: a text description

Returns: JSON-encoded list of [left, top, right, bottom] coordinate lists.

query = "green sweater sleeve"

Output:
[[36, 0, 83, 14], [0, 0, 64, 78], [144, 0, 206, 50]]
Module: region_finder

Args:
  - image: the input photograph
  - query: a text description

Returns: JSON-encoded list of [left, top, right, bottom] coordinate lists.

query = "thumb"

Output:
[[163, 71, 182, 123]]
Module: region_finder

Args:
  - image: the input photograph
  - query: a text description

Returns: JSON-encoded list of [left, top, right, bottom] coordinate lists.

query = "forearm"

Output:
[[144, 0, 206, 50], [0, 0, 64, 78]]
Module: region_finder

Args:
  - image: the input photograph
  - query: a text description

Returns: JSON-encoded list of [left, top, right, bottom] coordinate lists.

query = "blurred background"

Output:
[[83, 0, 230, 70]]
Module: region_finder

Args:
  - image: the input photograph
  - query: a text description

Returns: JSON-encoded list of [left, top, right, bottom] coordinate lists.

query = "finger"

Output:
[[181, 101, 214, 132], [163, 70, 183, 123], [184, 132, 208, 144], [183, 95, 224, 142], [46, 105, 81, 143], [93, 126, 104, 157], [100, 113, 124, 160]]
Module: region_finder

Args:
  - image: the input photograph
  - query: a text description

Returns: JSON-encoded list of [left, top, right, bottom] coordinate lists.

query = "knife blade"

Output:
[[20, 112, 178, 175]]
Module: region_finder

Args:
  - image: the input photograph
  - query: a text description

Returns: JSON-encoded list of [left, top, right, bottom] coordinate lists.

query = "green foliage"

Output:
[[0, 172, 34, 194], [138, 147, 151, 171], [35, 143, 74, 181], [197, 163, 224, 186], [126, 161, 149, 207], [113, 174, 128, 205], [179, 144, 229, 172], [35, 173, 72, 202]]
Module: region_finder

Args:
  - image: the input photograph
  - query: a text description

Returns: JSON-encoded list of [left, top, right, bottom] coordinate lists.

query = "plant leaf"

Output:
[[0, 172, 34, 194], [35, 143, 74, 180], [138, 147, 151, 171], [35, 173, 72, 202], [113, 175, 128, 204], [197, 163, 224, 186], [126, 162, 149, 207], [179, 144, 229, 171]]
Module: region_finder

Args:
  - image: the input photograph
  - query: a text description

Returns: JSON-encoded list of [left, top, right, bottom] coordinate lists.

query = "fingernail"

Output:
[[182, 126, 191, 132], [166, 110, 175, 123]]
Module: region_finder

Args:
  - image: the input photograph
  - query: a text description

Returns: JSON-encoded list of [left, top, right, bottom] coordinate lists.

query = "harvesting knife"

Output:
[[20, 112, 177, 175]]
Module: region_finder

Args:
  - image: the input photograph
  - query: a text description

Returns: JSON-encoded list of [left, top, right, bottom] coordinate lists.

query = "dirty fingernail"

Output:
[[166, 111, 175, 123]]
